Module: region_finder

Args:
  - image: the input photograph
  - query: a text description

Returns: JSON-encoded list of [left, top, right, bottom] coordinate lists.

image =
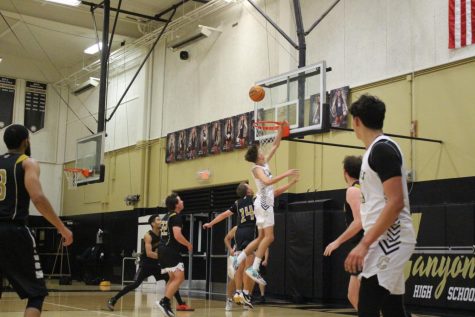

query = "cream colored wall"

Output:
[[413, 59, 475, 180], [62, 59, 475, 215]]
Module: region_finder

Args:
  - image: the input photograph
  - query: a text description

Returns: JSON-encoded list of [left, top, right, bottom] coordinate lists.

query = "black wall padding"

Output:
[[325, 209, 351, 301], [266, 213, 286, 296], [285, 210, 314, 301]]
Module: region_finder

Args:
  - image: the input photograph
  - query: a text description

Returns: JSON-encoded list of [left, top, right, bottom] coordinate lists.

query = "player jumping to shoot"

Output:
[[237, 121, 299, 286]]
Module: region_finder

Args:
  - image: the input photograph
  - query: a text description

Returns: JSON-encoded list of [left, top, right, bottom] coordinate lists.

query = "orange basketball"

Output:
[[249, 85, 265, 102]]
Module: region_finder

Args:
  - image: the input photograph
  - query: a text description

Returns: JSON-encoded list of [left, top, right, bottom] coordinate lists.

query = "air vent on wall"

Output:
[[168, 25, 221, 51], [72, 77, 99, 95]]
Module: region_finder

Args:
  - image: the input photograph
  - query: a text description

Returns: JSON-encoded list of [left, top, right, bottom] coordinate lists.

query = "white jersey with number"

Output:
[[360, 135, 416, 244], [252, 163, 274, 210]]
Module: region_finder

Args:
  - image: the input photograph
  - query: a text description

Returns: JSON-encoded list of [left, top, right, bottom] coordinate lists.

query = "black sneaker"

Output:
[[242, 293, 253, 309], [107, 298, 116, 311], [256, 295, 266, 304], [156, 298, 175, 317]]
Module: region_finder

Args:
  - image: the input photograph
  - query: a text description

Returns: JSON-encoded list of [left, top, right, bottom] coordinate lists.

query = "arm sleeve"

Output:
[[368, 141, 403, 183]]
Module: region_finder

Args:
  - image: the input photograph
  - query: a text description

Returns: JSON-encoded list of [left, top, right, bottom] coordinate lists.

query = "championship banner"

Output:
[[24, 81, 47, 133], [405, 205, 475, 311], [0, 76, 16, 129]]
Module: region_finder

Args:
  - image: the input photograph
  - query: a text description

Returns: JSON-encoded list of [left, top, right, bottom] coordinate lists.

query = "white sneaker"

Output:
[[225, 298, 233, 311], [245, 267, 267, 286]]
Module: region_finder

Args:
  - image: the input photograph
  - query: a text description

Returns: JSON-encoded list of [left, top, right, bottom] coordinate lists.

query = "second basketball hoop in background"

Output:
[[249, 85, 265, 102]]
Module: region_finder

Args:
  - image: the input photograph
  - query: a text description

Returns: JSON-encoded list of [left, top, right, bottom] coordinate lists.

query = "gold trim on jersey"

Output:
[[12, 154, 28, 219]]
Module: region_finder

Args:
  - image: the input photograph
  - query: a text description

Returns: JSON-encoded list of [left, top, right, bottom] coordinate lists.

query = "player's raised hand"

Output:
[[202, 223, 212, 229]]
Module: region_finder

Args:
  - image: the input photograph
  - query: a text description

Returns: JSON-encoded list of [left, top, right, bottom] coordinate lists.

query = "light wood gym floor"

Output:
[[0, 282, 456, 317]]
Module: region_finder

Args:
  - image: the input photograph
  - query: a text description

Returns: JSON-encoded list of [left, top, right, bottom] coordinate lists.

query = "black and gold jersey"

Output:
[[0, 153, 30, 221], [140, 230, 160, 266], [229, 195, 255, 227], [158, 212, 183, 251]]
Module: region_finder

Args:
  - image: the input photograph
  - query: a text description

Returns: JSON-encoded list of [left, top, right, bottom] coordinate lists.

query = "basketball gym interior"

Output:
[[1, 0, 475, 316]]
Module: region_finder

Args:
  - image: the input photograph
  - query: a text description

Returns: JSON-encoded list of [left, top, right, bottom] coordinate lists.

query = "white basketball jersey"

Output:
[[252, 163, 274, 210], [360, 135, 416, 244]]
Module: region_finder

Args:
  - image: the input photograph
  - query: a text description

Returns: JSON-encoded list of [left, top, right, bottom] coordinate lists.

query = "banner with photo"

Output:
[[209, 120, 222, 155], [176, 130, 186, 161], [329, 86, 349, 128], [234, 112, 252, 149], [198, 123, 210, 157], [186, 127, 199, 160], [222, 117, 235, 152], [166, 132, 177, 163], [308, 92, 330, 127]]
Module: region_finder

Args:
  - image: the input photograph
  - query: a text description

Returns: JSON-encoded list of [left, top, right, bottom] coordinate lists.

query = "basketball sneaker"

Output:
[[106, 298, 116, 311], [245, 267, 267, 286], [176, 303, 194, 311], [233, 291, 244, 304], [156, 298, 175, 317], [242, 293, 253, 309], [225, 298, 233, 311]]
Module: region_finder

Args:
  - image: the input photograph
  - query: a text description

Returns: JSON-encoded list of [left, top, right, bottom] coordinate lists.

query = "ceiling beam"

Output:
[[81, 0, 168, 23]]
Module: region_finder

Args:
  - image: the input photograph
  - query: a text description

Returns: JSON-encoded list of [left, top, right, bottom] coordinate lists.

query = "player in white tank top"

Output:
[[233, 122, 299, 286], [345, 95, 416, 317]]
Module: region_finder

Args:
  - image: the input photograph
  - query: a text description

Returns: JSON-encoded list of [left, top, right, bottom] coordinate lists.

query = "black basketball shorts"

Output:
[[235, 225, 256, 252], [0, 223, 48, 299]]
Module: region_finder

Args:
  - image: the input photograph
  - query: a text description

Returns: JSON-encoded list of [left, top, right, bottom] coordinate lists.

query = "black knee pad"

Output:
[[27, 296, 45, 312]]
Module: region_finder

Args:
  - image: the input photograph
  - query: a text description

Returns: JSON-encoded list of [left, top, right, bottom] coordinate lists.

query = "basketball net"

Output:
[[254, 121, 289, 153], [63, 168, 91, 189]]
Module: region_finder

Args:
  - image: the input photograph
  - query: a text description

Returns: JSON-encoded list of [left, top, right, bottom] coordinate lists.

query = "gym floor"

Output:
[[0, 281, 458, 317]]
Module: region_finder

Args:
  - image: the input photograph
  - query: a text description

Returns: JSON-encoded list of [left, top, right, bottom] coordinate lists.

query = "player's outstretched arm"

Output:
[[253, 166, 299, 187], [23, 158, 73, 246], [265, 121, 288, 162], [274, 174, 299, 197], [324, 187, 362, 256], [203, 210, 233, 229]]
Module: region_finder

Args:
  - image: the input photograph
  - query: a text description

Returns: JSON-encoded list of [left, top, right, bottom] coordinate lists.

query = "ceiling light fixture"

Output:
[[44, 0, 81, 6], [84, 42, 102, 55]]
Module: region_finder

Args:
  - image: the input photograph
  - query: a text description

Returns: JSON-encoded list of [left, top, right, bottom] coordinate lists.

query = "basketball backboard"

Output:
[[254, 61, 329, 141], [75, 132, 105, 185]]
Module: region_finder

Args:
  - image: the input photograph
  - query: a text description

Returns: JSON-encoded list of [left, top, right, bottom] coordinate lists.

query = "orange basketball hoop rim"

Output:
[[253, 121, 290, 137], [63, 167, 92, 178]]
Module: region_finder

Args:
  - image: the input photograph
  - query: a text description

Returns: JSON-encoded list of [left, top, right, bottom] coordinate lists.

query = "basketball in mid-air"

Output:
[[249, 85, 265, 102]]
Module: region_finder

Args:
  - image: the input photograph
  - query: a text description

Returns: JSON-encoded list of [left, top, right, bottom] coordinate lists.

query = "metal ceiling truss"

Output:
[[55, 0, 230, 88]]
